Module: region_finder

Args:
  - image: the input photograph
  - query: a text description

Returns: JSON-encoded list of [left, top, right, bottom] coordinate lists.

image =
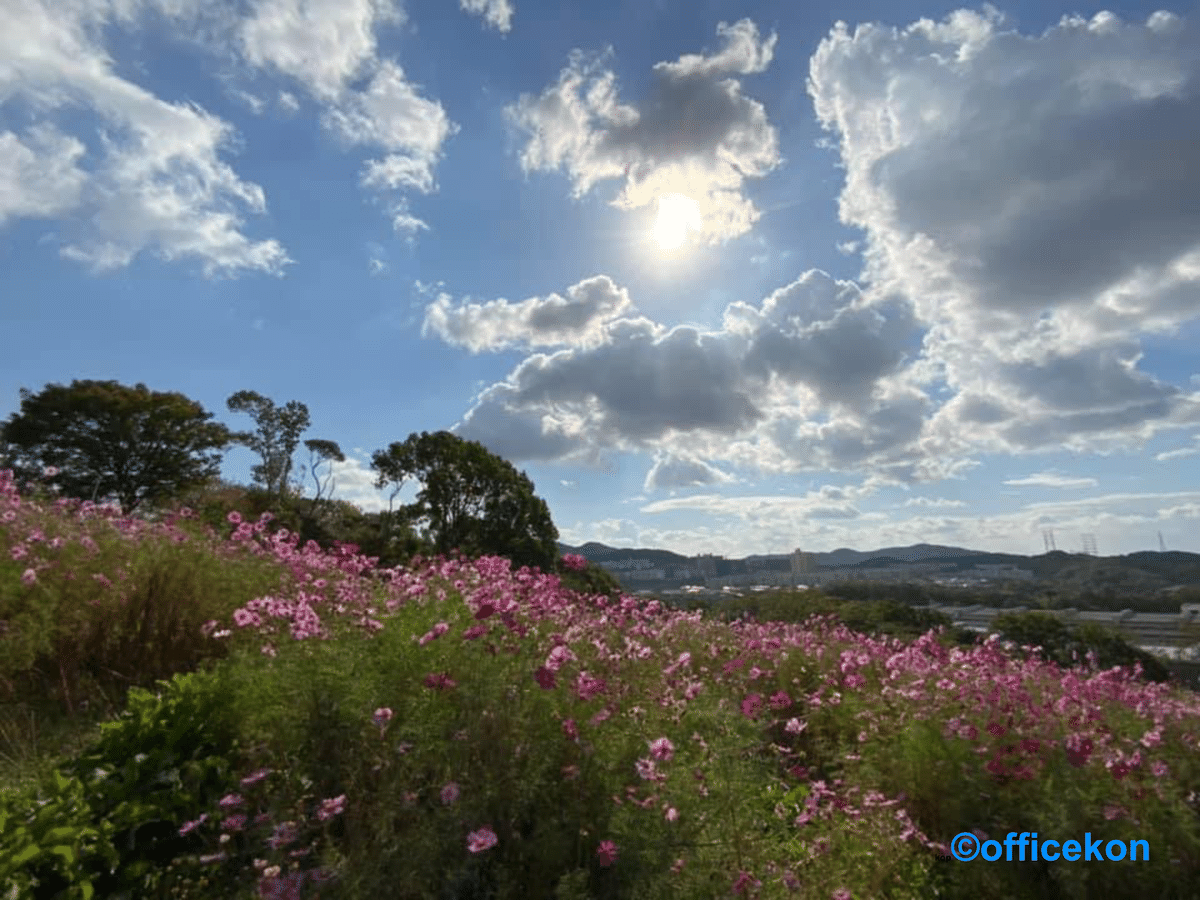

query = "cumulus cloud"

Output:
[[239, 0, 404, 101], [505, 19, 781, 243], [447, 268, 945, 486], [422, 275, 635, 352], [459, 0, 513, 33], [808, 6, 1200, 452], [0, 0, 291, 276]]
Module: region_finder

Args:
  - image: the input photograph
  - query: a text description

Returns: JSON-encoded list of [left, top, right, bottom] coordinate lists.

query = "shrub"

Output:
[[1, 668, 252, 897]]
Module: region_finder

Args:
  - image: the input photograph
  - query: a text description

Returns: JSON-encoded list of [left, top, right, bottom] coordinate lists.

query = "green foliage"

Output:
[[992, 611, 1171, 682], [553, 559, 626, 601], [371, 431, 559, 573], [225, 390, 315, 499], [1, 668, 248, 898], [0, 379, 237, 514], [711, 588, 955, 644], [0, 766, 120, 899]]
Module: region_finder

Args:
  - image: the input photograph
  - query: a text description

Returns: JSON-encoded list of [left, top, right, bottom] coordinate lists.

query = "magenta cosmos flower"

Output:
[[468, 827, 498, 853], [596, 840, 619, 867]]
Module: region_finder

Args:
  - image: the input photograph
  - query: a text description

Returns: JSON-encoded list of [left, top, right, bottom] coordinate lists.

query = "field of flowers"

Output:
[[2, 466, 1199, 899]]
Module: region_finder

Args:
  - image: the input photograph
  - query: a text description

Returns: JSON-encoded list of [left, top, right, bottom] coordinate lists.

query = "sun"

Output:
[[652, 194, 700, 250]]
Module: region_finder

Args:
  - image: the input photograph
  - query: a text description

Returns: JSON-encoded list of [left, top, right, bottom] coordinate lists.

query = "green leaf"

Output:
[[50, 844, 76, 865], [12, 843, 41, 866]]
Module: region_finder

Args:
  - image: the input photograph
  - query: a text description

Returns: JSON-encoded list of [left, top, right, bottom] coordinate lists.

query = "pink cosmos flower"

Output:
[[423, 672, 457, 690], [575, 672, 606, 702], [534, 666, 557, 690], [317, 795, 346, 821], [468, 827, 498, 853], [441, 782, 460, 805], [240, 768, 273, 788], [741, 693, 763, 718], [561, 553, 588, 571], [546, 644, 575, 672], [418, 622, 451, 645], [635, 758, 662, 781], [649, 737, 675, 761], [596, 840, 618, 867], [733, 871, 761, 894]]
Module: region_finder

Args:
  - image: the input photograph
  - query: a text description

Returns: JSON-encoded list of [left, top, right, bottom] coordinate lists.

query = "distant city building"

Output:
[[625, 568, 666, 580], [598, 559, 654, 572], [791, 549, 816, 576], [693, 554, 721, 578], [970, 564, 1034, 581]]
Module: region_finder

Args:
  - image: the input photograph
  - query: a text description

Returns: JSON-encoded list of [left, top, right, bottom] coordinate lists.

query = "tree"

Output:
[[0, 380, 237, 513], [302, 438, 346, 505], [225, 390, 312, 498], [371, 430, 559, 572]]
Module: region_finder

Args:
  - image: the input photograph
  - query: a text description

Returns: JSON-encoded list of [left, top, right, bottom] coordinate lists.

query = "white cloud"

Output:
[[320, 454, 392, 512], [459, 0, 513, 34], [239, 0, 454, 235], [229, 88, 267, 114], [505, 19, 781, 244], [0, 126, 88, 225], [239, 0, 404, 101], [277, 91, 300, 112], [808, 6, 1200, 454], [1003, 472, 1099, 489], [449, 268, 938, 486], [422, 274, 635, 352], [385, 200, 430, 238], [643, 452, 738, 492], [1156, 446, 1200, 461], [902, 496, 966, 508], [0, 0, 291, 276]]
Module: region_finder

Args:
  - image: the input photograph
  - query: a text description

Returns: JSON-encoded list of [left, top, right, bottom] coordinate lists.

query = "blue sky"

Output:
[[3, 0, 1200, 559]]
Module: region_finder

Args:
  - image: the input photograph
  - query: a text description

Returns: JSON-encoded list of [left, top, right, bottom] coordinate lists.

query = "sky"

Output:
[[3, 0, 1200, 560]]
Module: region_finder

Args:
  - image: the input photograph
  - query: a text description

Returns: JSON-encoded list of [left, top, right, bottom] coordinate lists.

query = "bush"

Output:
[[1, 668, 252, 898], [992, 612, 1170, 682]]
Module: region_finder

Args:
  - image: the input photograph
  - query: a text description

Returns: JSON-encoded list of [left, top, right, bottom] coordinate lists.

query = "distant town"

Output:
[[557, 541, 1200, 671], [585, 547, 1034, 590]]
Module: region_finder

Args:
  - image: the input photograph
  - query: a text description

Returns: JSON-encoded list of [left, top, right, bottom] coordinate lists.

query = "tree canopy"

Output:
[[226, 390, 313, 498], [371, 430, 559, 572], [0, 379, 237, 513]]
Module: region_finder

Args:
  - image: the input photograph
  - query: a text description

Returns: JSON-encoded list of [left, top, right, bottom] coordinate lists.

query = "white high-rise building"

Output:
[[790, 548, 815, 576]]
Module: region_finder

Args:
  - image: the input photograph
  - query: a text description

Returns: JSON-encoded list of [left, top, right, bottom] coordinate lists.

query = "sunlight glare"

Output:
[[652, 194, 700, 250]]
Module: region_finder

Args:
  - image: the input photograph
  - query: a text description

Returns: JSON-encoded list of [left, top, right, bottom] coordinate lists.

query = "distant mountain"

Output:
[[558, 540, 988, 569], [556, 541, 693, 567]]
